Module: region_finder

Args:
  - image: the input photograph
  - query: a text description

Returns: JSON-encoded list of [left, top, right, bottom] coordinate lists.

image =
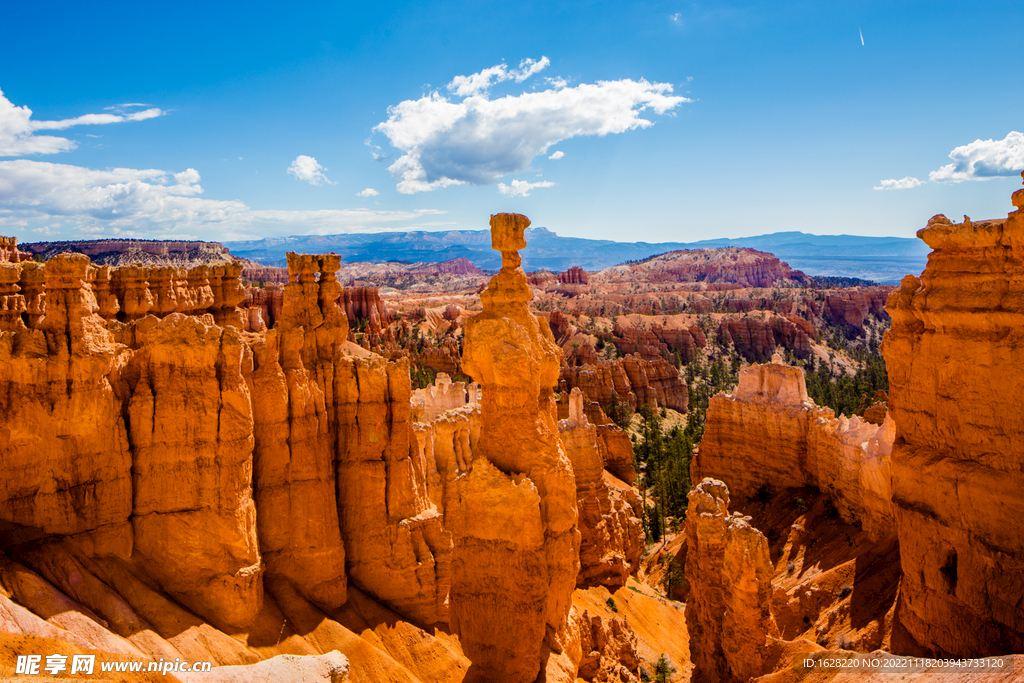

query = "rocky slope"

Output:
[[592, 248, 809, 288]]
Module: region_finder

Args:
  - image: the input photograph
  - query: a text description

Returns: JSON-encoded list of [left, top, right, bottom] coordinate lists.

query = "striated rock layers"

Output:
[[686, 478, 779, 683], [882, 179, 1024, 656], [559, 389, 643, 589], [694, 358, 895, 542], [452, 213, 581, 683], [612, 321, 706, 364]]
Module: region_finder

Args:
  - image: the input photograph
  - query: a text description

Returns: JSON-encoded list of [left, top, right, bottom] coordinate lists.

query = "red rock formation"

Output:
[[686, 478, 780, 683], [453, 213, 580, 683], [718, 315, 811, 360], [612, 322, 705, 364], [825, 286, 892, 332], [559, 266, 589, 285], [240, 263, 290, 284], [126, 313, 263, 629], [883, 181, 1024, 657], [342, 285, 393, 332], [21, 238, 233, 266], [592, 248, 809, 288], [559, 389, 643, 588], [694, 360, 895, 541], [561, 344, 689, 415]]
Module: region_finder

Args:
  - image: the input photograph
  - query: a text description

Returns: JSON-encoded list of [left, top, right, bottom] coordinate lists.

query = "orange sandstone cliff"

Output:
[[883, 177, 1024, 656], [694, 357, 895, 542]]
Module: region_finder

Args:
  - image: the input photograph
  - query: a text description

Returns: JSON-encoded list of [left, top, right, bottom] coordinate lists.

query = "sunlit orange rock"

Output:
[[452, 213, 580, 683], [882, 178, 1024, 656]]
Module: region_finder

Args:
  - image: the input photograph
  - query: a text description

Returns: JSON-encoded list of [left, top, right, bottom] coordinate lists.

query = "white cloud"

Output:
[[287, 154, 335, 186], [0, 89, 165, 157], [446, 57, 551, 97], [548, 150, 564, 160], [874, 176, 922, 191], [356, 187, 379, 197], [375, 63, 689, 194], [497, 179, 555, 197], [929, 131, 1024, 183], [0, 159, 445, 239]]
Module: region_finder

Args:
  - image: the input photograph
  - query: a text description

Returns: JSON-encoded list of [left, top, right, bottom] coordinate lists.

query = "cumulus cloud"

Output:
[[929, 131, 1024, 183], [447, 57, 551, 97], [0, 159, 444, 239], [548, 150, 564, 160], [874, 176, 922, 191], [287, 155, 335, 186], [0, 89, 164, 157], [375, 61, 689, 194], [356, 187, 379, 197], [497, 179, 555, 197]]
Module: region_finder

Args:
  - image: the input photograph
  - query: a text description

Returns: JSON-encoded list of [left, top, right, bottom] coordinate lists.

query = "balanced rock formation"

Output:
[[452, 213, 581, 683], [686, 478, 779, 683], [882, 177, 1024, 656], [695, 358, 895, 541]]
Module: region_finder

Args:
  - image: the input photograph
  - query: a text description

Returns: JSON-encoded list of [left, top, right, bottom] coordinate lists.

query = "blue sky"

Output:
[[1, 0, 1022, 244]]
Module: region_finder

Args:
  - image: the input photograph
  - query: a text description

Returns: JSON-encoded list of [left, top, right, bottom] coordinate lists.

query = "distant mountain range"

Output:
[[224, 228, 929, 284]]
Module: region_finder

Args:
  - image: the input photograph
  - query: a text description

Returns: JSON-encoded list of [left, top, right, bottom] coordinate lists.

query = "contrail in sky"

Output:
[[859, 26, 865, 45]]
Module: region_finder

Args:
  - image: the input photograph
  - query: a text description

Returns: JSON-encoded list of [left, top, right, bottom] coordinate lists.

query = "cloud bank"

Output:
[[0, 88, 164, 157], [929, 131, 1024, 183], [374, 59, 689, 194], [0, 159, 444, 240], [287, 155, 335, 186]]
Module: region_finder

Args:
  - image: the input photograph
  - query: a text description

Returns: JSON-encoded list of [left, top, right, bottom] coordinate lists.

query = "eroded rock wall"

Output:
[[694, 359, 895, 541], [883, 182, 1024, 656]]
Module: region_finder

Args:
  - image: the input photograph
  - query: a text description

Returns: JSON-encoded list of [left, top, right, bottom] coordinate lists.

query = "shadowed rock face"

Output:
[[452, 213, 581, 683], [883, 177, 1024, 657]]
